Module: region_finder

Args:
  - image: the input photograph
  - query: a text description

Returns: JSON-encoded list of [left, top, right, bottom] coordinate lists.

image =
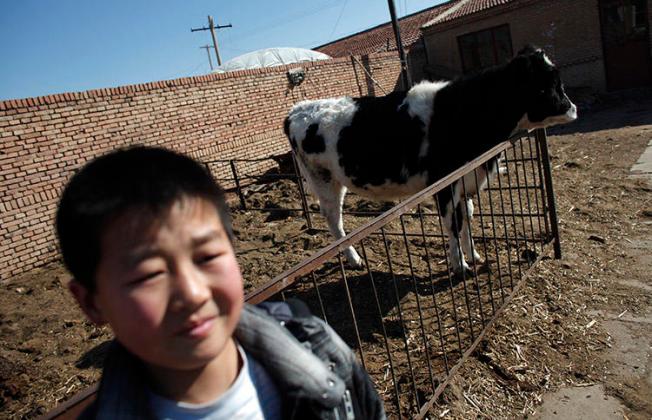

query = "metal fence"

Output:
[[45, 129, 560, 419], [241, 128, 560, 418]]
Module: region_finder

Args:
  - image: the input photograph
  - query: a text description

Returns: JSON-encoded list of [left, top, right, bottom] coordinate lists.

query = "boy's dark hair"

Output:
[[56, 146, 232, 291]]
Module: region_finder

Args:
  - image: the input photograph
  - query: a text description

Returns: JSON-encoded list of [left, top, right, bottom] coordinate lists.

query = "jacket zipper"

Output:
[[343, 390, 355, 420]]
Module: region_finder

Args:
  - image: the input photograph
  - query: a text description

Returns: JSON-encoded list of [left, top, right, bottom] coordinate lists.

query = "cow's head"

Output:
[[511, 45, 577, 130]]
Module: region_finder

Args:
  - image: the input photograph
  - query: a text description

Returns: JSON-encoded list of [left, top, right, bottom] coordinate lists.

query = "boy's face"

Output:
[[72, 197, 244, 371]]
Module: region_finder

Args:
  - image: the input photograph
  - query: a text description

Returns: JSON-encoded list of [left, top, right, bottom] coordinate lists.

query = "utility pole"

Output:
[[200, 45, 214, 70], [191, 15, 232, 66], [387, 0, 411, 89]]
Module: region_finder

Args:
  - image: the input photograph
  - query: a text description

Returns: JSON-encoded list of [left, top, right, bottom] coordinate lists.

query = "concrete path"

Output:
[[631, 139, 652, 180]]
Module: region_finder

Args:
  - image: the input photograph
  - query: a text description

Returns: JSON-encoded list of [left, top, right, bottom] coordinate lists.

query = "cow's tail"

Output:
[[283, 116, 291, 137]]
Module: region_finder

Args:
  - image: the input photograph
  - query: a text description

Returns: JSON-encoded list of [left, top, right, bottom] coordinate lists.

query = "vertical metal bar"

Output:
[[533, 133, 552, 242], [448, 183, 476, 343], [460, 178, 486, 329], [417, 205, 450, 374], [495, 158, 518, 290], [505, 148, 524, 283], [399, 215, 436, 394], [509, 142, 530, 269], [536, 128, 562, 259], [472, 167, 496, 317], [229, 160, 247, 210], [360, 241, 402, 418], [381, 228, 420, 411], [524, 136, 545, 254], [291, 153, 313, 229], [337, 253, 367, 371], [483, 162, 506, 303], [434, 198, 464, 356], [520, 137, 543, 256], [310, 272, 329, 323], [505, 143, 527, 262]]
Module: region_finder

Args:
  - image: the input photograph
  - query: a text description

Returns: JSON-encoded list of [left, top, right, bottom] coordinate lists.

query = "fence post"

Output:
[[229, 160, 247, 210], [535, 128, 562, 259], [291, 153, 313, 229]]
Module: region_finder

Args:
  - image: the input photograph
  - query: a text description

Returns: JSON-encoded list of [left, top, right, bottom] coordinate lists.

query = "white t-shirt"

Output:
[[149, 344, 281, 419]]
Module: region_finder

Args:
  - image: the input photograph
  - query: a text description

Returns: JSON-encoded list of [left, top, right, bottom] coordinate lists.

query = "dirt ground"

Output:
[[1, 94, 651, 419]]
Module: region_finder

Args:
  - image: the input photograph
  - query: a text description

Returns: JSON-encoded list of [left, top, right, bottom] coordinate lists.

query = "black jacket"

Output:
[[81, 302, 386, 419]]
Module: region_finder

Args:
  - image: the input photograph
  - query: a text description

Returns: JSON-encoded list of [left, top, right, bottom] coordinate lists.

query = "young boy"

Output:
[[56, 146, 385, 419]]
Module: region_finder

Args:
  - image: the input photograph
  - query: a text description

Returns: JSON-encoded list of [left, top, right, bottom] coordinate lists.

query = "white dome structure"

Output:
[[213, 47, 331, 73]]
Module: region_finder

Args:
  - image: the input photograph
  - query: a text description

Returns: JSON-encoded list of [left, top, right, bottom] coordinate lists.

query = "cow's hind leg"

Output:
[[437, 185, 469, 277], [300, 164, 363, 268]]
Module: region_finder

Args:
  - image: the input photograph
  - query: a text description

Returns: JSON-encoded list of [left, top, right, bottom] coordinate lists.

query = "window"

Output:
[[602, 0, 649, 44], [458, 25, 514, 73]]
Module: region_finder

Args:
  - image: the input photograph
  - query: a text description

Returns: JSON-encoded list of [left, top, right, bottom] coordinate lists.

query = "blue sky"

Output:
[[0, 0, 447, 100]]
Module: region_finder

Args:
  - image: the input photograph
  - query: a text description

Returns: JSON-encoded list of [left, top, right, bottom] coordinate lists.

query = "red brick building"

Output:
[[317, 0, 652, 91]]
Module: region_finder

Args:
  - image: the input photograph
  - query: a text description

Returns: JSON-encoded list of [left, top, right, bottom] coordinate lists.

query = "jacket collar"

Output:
[[235, 304, 347, 409]]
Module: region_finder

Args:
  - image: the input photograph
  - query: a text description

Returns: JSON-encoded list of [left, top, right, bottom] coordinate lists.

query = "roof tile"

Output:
[[424, 0, 516, 27]]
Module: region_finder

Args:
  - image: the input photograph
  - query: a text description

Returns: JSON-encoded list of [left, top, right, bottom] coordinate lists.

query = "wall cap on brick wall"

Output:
[[0, 51, 399, 111]]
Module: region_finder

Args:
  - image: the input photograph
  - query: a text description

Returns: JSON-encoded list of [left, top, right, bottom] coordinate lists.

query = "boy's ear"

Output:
[[69, 280, 106, 326]]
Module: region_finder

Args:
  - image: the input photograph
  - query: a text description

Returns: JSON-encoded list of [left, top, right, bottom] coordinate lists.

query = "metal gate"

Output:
[[243, 128, 560, 418]]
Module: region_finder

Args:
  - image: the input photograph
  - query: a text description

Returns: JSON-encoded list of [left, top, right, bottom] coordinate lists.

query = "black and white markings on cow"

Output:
[[285, 46, 578, 275], [337, 91, 427, 188], [302, 124, 326, 154], [317, 167, 331, 183]]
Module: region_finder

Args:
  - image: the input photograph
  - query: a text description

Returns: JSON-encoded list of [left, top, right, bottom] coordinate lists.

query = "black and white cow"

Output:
[[284, 46, 577, 275]]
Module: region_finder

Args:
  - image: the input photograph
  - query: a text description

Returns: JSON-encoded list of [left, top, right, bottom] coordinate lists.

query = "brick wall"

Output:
[[0, 52, 402, 281], [422, 0, 609, 91]]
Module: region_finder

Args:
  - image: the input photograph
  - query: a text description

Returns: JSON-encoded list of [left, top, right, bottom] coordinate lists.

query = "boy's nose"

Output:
[[170, 266, 211, 311]]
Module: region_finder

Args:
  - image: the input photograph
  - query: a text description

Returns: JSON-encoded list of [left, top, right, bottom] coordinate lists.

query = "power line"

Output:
[[225, 2, 340, 45], [329, 0, 349, 39]]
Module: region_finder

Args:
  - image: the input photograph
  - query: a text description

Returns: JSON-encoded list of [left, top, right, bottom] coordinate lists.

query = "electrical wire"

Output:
[[328, 0, 349, 39]]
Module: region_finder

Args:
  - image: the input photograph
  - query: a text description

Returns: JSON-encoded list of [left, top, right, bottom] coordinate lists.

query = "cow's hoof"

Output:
[[348, 260, 365, 270], [452, 267, 473, 280]]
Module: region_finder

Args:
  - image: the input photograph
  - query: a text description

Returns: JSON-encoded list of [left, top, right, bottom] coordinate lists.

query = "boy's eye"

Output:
[[197, 254, 221, 265], [130, 271, 164, 285]]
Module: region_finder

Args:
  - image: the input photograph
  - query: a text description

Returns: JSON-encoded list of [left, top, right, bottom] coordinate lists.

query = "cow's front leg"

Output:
[[438, 190, 470, 277]]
